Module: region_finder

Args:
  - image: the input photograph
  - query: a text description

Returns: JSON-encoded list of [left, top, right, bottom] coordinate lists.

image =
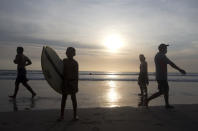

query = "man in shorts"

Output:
[[9, 47, 36, 99], [146, 43, 186, 109]]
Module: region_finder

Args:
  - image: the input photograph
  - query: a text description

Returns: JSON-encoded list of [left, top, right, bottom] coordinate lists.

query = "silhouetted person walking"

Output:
[[138, 54, 149, 96], [57, 47, 79, 121], [9, 47, 36, 99], [146, 44, 186, 109], [138, 54, 149, 106]]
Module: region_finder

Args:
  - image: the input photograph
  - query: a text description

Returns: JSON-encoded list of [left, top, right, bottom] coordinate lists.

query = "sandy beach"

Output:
[[1, 0, 198, 130], [0, 79, 198, 130], [0, 105, 198, 131]]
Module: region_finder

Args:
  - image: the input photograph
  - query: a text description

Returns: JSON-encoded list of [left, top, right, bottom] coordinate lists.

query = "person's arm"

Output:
[[144, 62, 149, 85], [75, 62, 79, 80], [140, 62, 149, 85], [166, 57, 186, 75], [142, 62, 149, 85], [25, 56, 32, 66], [141, 63, 147, 74], [13, 55, 19, 64], [62, 59, 66, 93]]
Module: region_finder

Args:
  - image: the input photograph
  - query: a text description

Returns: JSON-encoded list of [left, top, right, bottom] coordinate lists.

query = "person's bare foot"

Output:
[[144, 99, 149, 108], [32, 93, 36, 98]]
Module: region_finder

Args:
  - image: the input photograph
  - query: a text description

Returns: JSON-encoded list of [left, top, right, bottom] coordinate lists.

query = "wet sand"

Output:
[[0, 104, 198, 131]]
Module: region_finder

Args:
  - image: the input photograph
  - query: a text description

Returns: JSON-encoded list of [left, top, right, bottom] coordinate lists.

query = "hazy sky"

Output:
[[0, 0, 198, 72]]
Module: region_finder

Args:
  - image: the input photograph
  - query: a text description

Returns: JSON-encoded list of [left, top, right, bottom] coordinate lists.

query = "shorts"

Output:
[[62, 80, 78, 94], [15, 68, 28, 83], [157, 80, 169, 93]]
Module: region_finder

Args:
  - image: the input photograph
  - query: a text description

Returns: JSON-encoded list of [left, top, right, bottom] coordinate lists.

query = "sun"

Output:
[[103, 34, 124, 52]]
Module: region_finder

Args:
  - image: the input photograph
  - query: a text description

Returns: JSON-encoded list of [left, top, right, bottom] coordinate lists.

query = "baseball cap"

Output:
[[158, 43, 169, 51]]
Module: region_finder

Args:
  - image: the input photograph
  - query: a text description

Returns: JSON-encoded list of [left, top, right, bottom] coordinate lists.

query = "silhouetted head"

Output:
[[139, 54, 145, 62], [158, 43, 169, 54], [17, 47, 24, 54], [66, 47, 76, 58]]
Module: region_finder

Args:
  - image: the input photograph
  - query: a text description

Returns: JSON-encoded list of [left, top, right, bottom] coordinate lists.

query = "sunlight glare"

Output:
[[103, 34, 124, 52], [108, 88, 118, 103], [106, 81, 120, 104], [108, 81, 116, 88]]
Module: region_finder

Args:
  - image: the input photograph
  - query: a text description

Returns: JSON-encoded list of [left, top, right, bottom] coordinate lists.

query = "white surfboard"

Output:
[[41, 46, 63, 94]]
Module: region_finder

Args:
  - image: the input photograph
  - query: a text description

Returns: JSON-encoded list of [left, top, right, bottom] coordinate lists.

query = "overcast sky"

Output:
[[0, 0, 198, 72]]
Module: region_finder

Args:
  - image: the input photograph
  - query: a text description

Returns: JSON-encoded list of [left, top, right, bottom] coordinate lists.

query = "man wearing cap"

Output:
[[146, 43, 186, 109]]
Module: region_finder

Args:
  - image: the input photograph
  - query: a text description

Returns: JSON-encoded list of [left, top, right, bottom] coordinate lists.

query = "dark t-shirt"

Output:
[[155, 52, 172, 80], [63, 58, 79, 94]]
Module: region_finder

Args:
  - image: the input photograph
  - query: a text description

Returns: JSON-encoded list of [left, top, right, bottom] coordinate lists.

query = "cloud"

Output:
[[0, 0, 198, 71], [1, 0, 198, 46]]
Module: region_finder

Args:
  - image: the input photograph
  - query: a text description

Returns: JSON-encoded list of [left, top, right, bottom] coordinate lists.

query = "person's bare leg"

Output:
[[57, 94, 67, 121], [71, 94, 78, 120], [143, 86, 148, 105], [138, 85, 143, 96], [138, 95, 144, 106], [145, 91, 163, 107], [9, 81, 20, 99], [22, 82, 36, 98], [164, 87, 173, 109]]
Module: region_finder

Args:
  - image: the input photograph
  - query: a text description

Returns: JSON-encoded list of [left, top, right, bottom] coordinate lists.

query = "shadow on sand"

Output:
[[0, 104, 198, 131]]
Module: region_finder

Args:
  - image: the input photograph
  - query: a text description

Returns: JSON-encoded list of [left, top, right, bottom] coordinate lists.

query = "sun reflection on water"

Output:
[[108, 81, 116, 88], [106, 81, 120, 107]]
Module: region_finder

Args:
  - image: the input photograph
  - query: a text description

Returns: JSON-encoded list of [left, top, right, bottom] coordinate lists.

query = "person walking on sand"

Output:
[[138, 54, 149, 106], [57, 47, 79, 121], [9, 47, 36, 99], [138, 54, 149, 96], [145, 43, 186, 109]]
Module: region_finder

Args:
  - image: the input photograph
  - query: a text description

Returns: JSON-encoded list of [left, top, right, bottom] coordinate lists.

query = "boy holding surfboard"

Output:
[[58, 47, 79, 121]]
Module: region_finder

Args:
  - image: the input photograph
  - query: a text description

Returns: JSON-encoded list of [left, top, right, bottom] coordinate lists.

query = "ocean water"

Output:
[[0, 70, 198, 82]]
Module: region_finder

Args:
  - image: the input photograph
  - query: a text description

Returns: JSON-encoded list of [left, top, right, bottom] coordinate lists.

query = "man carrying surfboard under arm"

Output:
[[9, 47, 36, 99], [58, 47, 79, 121]]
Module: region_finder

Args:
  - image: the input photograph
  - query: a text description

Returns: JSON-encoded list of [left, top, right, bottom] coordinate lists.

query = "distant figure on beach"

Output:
[[9, 47, 36, 99], [57, 47, 79, 121], [146, 44, 186, 109], [138, 54, 149, 96], [138, 54, 149, 106]]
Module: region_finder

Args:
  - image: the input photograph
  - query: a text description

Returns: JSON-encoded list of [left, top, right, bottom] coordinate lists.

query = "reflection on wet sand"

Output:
[[9, 98, 35, 111]]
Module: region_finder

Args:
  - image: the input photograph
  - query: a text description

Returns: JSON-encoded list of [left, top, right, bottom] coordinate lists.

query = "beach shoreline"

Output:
[[1, 104, 198, 131]]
